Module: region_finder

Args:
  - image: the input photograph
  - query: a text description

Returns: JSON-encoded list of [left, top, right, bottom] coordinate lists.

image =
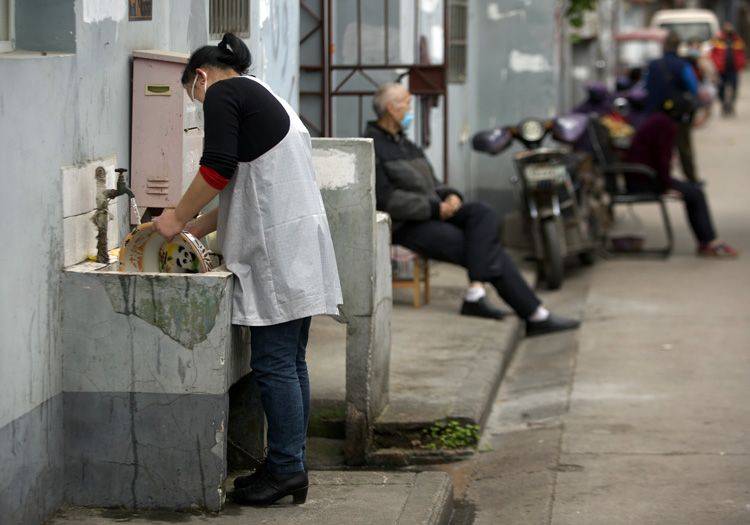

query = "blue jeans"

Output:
[[249, 317, 311, 475]]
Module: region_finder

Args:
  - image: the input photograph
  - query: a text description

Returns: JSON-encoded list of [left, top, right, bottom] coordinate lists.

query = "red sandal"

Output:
[[697, 242, 740, 258]]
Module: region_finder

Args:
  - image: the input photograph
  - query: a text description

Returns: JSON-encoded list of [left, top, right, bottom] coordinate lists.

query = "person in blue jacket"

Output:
[[645, 31, 701, 183]]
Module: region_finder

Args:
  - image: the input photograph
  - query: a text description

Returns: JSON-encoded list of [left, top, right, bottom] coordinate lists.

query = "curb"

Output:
[[369, 316, 526, 465], [396, 472, 454, 525]]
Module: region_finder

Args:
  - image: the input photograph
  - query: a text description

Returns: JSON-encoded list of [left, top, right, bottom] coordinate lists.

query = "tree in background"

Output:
[[567, 0, 599, 28]]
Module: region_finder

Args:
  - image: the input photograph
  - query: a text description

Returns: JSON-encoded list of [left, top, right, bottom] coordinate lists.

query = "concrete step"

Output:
[[48, 471, 453, 525], [307, 263, 527, 465], [370, 264, 525, 464]]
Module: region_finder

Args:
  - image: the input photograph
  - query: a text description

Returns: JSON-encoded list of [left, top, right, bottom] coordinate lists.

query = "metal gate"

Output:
[[300, 0, 449, 179]]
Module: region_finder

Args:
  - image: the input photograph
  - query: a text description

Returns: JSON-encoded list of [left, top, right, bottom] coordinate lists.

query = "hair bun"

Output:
[[218, 34, 234, 55], [182, 33, 252, 84], [216, 33, 251, 74]]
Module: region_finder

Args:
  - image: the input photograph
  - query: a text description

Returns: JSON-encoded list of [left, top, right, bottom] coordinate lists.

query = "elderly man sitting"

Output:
[[364, 83, 579, 337]]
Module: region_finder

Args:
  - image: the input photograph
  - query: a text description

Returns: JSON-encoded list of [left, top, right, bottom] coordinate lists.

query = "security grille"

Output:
[[210, 0, 250, 40], [447, 0, 468, 83]]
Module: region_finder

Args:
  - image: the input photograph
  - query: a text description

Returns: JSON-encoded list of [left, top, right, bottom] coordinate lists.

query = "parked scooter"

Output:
[[472, 114, 601, 290]]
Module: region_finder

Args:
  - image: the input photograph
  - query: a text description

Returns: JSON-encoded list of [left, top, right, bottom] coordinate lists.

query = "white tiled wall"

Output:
[[62, 156, 123, 267]]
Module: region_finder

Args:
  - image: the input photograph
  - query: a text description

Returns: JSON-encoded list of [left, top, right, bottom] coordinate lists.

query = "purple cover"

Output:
[[552, 113, 589, 144], [472, 127, 513, 155]]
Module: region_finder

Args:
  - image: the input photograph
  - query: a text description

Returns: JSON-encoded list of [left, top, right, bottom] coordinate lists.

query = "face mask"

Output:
[[688, 49, 700, 58], [400, 111, 414, 131], [190, 72, 206, 104]]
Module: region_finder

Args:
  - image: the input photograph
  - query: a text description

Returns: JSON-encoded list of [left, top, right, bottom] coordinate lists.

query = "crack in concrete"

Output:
[[127, 316, 139, 510], [103, 274, 227, 349]]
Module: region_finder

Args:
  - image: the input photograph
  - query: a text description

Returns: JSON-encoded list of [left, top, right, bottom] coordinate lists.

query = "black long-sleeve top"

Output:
[[199, 76, 290, 189], [363, 121, 462, 227]]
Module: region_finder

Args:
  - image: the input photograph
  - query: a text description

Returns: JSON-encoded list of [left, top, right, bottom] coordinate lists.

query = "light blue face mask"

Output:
[[400, 111, 415, 131]]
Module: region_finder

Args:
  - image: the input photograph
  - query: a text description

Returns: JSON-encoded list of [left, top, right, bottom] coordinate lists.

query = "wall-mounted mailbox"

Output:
[[131, 50, 204, 209]]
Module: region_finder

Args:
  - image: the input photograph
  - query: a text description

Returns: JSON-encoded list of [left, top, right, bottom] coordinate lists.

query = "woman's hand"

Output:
[[153, 209, 186, 242], [185, 208, 219, 238], [154, 169, 221, 241]]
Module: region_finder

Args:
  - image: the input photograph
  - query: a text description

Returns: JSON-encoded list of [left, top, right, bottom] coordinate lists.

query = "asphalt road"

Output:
[[450, 76, 750, 525]]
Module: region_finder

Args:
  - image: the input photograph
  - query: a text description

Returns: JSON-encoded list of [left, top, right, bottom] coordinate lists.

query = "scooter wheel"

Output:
[[542, 220, 563, 290]]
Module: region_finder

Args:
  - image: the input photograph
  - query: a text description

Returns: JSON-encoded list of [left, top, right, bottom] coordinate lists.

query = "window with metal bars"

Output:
[[209, 0, 250, 41], [447, 0, 468, 83]]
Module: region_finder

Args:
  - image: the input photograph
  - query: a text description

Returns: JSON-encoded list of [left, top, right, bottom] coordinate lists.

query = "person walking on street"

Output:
[[153, 33, 343, 506], [711, 22, 746, 116], [645, 31, 701, 184]]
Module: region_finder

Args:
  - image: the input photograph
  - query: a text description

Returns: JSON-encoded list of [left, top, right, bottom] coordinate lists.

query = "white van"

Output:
[[650, 9, 720, 45]]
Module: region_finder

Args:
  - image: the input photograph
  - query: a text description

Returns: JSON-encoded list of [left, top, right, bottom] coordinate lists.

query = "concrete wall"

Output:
[[312, 138, 392, 464], [408, 1, 570, 214], [461, 0, 566, 214], [0, 1, 300, 522]]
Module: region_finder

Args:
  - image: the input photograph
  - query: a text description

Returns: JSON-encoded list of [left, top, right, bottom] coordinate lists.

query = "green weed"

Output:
[[423, 420, 480, 450]]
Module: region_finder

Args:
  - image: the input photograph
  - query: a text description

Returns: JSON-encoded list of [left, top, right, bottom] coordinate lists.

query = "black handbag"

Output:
[[659, 60, 697, 123]]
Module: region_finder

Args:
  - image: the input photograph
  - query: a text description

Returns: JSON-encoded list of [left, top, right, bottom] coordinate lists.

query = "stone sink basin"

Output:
[[61, 260, 260, 511]]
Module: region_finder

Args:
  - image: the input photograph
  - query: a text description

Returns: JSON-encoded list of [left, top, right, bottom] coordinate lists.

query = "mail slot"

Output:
[[145, 84, 172, 96]]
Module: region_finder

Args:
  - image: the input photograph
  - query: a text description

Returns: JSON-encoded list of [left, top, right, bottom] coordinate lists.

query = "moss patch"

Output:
[[104, 274, 227, 349]]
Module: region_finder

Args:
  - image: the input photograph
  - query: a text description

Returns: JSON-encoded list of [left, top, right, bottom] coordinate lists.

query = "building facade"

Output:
[[0, 1, 298, 523], [0, 0, 607, 522]]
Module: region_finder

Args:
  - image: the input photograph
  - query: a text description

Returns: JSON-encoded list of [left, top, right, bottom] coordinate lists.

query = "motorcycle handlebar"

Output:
[[471, 113, 590, 155]]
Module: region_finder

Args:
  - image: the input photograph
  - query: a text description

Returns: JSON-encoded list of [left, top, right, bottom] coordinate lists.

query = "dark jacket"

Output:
[[645, 52, 698, 113], [363, 121, 462, 227]]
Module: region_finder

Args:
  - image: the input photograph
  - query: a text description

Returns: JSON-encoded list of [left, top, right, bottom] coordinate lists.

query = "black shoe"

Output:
[[460, 297, 507, 320], [525, 314, 580, 337], [233, 460, 268, 490], [232, 470, 309, 506], [234, 459, 310, 490]]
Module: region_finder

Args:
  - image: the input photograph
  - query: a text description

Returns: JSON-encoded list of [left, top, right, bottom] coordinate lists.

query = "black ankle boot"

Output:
[[233, 460, 267, 490], [232, 470, 309, 506]]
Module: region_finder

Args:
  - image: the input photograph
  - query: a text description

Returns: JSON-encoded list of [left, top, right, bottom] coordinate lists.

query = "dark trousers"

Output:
[[676, 121, 698, 183], [393, 201, 541, 318], [670, 179, 716, 245], [249, 317, 311, 475], [719, 71, 739, 113]]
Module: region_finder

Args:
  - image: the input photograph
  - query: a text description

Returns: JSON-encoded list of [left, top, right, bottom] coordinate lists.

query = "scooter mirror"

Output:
[[471, 127, 513, 155], [552, 113, 589, 144], [613, 97, 630, 114]]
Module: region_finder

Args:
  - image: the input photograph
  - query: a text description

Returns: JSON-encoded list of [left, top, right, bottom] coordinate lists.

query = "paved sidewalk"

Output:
[[49, 471, 452, 525], [449, 75, 750, 524]]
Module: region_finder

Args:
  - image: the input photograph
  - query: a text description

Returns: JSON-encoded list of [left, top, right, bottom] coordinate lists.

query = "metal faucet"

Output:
[[105, 168, 135, 200], [93, 167, 134, 263]]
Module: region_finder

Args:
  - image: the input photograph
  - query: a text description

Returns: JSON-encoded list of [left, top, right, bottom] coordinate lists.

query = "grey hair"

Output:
[[372, 82, 404, 118]]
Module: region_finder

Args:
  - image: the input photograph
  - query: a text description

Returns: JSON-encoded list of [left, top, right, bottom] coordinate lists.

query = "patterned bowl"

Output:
[[118, 222, 213, 274]]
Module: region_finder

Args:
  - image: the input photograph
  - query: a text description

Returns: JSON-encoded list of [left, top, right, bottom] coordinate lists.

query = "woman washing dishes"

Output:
[[153, 34, 342, 506]]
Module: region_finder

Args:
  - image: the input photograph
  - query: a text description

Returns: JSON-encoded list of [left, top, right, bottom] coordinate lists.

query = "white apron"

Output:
[[217, 76, 343, 326]]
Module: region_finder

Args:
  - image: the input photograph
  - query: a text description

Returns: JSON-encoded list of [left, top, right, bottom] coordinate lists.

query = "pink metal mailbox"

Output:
[[131, 50, 204, 210]]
